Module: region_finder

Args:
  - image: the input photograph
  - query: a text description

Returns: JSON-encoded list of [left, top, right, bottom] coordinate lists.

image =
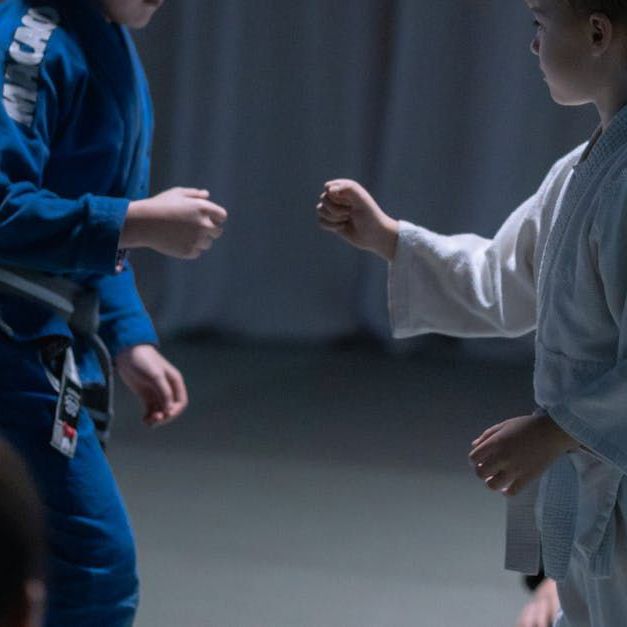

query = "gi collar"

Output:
[[575, 103, 627, 178], [62, 0, 137, 120], [61, 0, 146, 196]]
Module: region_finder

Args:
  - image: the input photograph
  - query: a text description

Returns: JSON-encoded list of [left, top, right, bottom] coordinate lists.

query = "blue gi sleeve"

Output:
[[0, 22, 128, 275], [548, 179, 627, 474], [93, 260, 159, 359]]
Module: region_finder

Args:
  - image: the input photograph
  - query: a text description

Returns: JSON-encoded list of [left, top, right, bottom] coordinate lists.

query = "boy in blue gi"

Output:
[[318, 1, 627, 625], [0, 0, 227, 625]]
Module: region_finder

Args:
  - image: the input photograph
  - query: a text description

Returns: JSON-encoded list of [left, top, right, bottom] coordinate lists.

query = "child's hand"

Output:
[[469, 413, 577, 496], [516, 578, 560, 627], [115, 344, 188, 428], [317, 179, 399, 261], [121, 187, 228, 259]]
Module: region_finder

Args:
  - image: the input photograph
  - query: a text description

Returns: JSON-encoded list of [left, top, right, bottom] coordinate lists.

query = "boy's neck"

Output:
[[595, 79, 627, 130]]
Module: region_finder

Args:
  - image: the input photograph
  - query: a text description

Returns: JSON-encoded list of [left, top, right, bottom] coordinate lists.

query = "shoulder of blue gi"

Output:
[[0, 0, 129, 276], [0, 1, 86, 129]]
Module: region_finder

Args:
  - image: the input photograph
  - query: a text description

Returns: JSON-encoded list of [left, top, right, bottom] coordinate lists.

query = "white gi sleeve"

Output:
[[388, 194, 544, 339]]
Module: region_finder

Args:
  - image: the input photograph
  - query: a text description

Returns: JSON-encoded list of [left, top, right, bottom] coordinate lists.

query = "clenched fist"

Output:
[[317, 179, 399, 261], [121, 187, 228, 259]]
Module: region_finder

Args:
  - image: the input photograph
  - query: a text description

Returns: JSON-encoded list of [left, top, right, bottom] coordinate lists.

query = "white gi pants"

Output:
[[555, 485, 627, 627]]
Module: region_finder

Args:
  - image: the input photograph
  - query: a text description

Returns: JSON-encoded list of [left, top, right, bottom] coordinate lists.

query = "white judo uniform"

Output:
[[388, 106, 627, 627]]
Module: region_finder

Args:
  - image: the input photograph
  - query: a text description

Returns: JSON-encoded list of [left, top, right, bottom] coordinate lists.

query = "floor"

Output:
[[109, 334, 538, 627]]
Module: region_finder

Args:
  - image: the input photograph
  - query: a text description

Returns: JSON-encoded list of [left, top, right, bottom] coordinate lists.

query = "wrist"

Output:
[[120, 199, 150, 249], [375, 217, 399, 262], [542, 414, 578, 453], [115, 343, 157, 365]]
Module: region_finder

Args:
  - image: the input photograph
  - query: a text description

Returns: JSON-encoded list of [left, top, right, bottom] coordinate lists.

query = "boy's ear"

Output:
[[589, 12, 613, 56]]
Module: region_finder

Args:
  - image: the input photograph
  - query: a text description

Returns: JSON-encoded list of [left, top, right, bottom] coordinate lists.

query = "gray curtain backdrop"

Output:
[[132, 1, 596, 341]]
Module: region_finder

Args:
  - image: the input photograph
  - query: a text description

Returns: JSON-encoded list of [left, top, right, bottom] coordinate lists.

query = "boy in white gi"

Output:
[[318, 1, 627, 625]]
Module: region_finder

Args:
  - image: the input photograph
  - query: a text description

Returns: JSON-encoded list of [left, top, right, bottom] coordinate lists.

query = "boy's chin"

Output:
[[106, 8, 158, 29], [124, 13, 156, 28], [548, 90, 574, 107], [546, 84, 587, 108], [127, 18, 153, 29], [550, 94, 570, 106]]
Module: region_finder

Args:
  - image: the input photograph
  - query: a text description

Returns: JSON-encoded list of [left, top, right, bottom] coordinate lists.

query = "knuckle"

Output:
[[486, 479, 501, 491]]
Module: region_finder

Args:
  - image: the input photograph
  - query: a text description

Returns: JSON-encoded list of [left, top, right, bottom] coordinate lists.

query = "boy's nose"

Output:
[[530, 37, 540, 56]]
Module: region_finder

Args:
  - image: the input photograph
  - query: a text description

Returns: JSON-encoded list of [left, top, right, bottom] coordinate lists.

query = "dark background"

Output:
[[132, 0, 595, 342]]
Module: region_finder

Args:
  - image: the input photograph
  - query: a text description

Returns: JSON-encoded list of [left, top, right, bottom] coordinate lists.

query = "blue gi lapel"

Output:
[[63, 1, 149, 198], [120, 27, 153, 199]]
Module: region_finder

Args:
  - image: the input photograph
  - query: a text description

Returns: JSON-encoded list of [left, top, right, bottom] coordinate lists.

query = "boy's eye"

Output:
[[532, 19, 543, 30]]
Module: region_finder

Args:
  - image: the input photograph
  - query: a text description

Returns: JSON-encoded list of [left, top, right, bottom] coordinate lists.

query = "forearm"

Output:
[[372, 216, 399, 261], [388, 220, 537, 339], [93, 263, 158, 358], [118, 198, 150, 249], [534, 410, 580, 454], [0, 184, 128, 275]]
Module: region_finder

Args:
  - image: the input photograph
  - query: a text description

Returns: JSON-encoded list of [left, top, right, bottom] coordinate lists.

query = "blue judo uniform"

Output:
[[0, 1, 158, 624]]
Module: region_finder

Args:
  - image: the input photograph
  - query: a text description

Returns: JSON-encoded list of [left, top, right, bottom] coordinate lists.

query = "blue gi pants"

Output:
[[0, 335, 138, 626]]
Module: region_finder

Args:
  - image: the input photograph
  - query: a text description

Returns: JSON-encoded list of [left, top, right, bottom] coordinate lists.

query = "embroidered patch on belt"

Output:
[[50, 348, 82, 459]]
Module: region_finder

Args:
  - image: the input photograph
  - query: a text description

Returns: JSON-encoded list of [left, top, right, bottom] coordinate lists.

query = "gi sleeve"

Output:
[[93, 260, 159, 359], [388, 194, 542, 339], [0, 29, 128, 275], [548, 180, 627, 474]]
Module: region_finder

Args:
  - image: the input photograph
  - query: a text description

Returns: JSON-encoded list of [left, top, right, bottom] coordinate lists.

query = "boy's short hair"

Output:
[[0, 439, 45, 623], [566, 0, 627, 20]]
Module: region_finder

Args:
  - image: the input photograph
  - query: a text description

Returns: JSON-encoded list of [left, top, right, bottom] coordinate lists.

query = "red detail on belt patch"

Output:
[[63, 424, 76, 439]]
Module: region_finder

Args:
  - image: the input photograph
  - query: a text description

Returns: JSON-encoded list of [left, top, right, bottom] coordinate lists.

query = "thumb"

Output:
[[130, 384, 163, 424], [150, 373, 174, 415], [472, 423, 502, 447], [181, 188, 210, 199], [326, 180, 373, 208], [326, 187, 354, 208]]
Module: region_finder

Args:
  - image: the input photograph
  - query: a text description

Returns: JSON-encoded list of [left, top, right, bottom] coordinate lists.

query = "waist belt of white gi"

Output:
[[0, 265, 114, 443]]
